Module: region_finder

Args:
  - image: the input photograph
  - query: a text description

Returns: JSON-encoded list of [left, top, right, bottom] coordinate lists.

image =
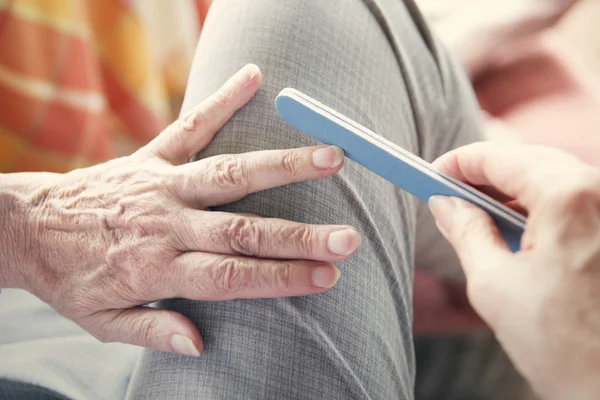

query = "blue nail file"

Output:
[[275, 88, 525, 252]]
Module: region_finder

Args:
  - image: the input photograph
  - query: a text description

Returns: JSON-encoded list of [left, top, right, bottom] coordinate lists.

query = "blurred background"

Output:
[[0, 0, 211, 173], [549, 0, 600, 80]]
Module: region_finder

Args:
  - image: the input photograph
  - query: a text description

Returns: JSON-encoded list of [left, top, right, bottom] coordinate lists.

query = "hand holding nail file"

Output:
[[274, 88, 526, 252]]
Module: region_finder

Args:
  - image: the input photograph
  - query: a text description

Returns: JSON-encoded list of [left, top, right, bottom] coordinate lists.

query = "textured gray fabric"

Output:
[[0, 377, 69, 400], [124, 0, 526, 399], [0, 289, 141, 400], [0, 0, 531, 399]]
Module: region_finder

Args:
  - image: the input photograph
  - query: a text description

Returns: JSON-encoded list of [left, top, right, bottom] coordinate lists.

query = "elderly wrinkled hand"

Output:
[[429, 141, 600, 400], [0, 65, 361, 357]]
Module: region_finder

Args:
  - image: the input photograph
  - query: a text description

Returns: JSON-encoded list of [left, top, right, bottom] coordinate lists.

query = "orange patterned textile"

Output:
[[0, 0, 212, 173]]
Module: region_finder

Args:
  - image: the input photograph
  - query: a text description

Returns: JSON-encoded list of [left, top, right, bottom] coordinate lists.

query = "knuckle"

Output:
[[157, 122, 188, 157], [272, 262, 292, 291], [183, 106, 209, 132], [173, 119, 189, 138], [167, 169, 189, 200], [211, 156, 248, 190], [211, 90, 231, 109], [133, 314, 159, 347], [212, 258, 253, 293], [290, 225, 313, 256], [280, 150, 301, 176], [171, 209, 194, 249], [227, 216, 261, 256]]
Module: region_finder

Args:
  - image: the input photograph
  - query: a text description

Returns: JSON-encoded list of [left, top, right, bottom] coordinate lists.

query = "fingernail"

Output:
[[428, 196, 457, 234], [312, 146, 345, 169], [170, 334, 201, 357], [312, 265, 340, 288], [328, 228, 361, 256], [244, 64, 261, 86]]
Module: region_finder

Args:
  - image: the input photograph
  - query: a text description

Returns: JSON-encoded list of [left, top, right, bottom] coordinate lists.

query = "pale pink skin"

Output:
[[415, 8, 600, 395], [476, 35, 600, 169], [413, 2, 600, 335], [429, 142, 600, 400], [413, 35, 600, 334], [0, 64, 362, 357], [416, 0, 579, 77]]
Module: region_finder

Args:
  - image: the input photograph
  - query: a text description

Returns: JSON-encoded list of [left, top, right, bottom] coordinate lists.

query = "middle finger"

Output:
[[176, 210, 361, 262]]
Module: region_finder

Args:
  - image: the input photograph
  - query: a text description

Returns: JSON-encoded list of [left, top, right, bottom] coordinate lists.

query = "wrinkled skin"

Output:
[[0, 65, 361, 357]]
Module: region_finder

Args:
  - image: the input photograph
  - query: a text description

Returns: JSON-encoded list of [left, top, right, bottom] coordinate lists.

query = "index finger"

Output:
[[432, 141, 589, 210], [146, 64, 262, 165], [172, 145, 345, 207]]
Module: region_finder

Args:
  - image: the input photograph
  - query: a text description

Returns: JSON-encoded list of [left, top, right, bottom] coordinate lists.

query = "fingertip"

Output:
[[170, 333, 202, 357], [186, 327, 204, 354], [431, 150, 461, 178], [243, 63, 260, 76], [331, 265, 341, 287], [431, 196, 513, 278], [242, 63, 262, 89], [311, 264, 340, 288], [432, 141, 499, 176], [330, 146, 345, 169], [166, 313, 204, 356], [327, 228, 361, 256], [429, 195, 490, 242], [311, 145, 345, 170]]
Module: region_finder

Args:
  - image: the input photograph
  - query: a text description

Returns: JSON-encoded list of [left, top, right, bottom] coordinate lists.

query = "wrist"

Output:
[[0, 172, 57, 289]]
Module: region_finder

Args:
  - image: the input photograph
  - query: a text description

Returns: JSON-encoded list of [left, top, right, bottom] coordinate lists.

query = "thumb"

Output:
[[85, 308, 203, 357], [428, 196, 512, 278]]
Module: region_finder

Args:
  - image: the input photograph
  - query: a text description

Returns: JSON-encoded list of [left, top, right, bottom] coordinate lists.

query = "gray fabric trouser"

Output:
[[0, 0, 531, 399]]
